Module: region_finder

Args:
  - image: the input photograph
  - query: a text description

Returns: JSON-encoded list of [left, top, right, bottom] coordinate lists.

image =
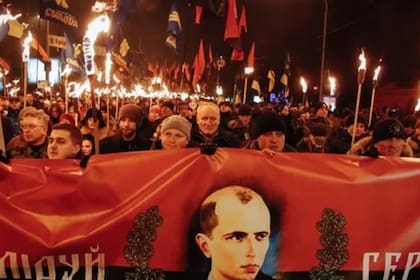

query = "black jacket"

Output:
[[99, 134, 151, 154], [189, 125, 242, 148]]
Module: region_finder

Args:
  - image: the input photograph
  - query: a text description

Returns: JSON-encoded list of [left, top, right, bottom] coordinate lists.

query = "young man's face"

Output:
[[47, 129, 80, 159], [238, 115, 252, 126], [374, 138, 405, 157], [257, 131, 285, 152], [201, 197, 271, 280], [197, 106, 220, 136], [119, 117, 137, 140], [347, 123, 366, 137]]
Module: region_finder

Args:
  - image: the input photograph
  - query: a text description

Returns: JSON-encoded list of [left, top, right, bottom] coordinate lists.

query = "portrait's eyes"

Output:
[[226, 232, 247, 241], [255, 232, 269, 241]]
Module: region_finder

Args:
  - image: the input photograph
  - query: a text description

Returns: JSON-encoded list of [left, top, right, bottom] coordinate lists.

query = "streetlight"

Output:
[[243, 66, 254, 104]]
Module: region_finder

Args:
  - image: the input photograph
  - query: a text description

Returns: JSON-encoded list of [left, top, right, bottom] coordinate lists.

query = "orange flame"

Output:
[[358, 49, 366, 72], [300, 77, 307, 93], [373, 66, 381, 81]]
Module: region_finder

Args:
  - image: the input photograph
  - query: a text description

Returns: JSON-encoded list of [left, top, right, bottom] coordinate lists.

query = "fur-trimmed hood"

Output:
[[347, 136, 413, 157]]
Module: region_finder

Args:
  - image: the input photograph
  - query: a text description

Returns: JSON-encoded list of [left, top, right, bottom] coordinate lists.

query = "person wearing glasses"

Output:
[[7, 109, 49, 159]]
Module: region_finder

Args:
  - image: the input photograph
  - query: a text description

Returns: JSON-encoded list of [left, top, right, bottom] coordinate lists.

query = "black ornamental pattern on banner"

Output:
[[309, 208, 349, 280], [124, 206, 165, 280]]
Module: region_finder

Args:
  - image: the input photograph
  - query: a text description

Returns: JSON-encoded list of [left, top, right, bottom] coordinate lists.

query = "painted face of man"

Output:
[[374, 138, 405, 157], [160, 128, 188, 150], [47, 129, 80, 159], [197, 106, 220, 136], [196, 195, 270, 280], [257, 131, 285, 152]]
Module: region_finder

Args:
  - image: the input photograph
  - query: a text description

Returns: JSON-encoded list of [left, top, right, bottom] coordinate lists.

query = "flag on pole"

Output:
[[280, 51, 291, 97], [247, 42, 255, 68], [209, 44, 214, 65], [224, 0, 247, 61], [267, 70, 275, 92], [0, 57, 11, 72], [224, 0, 240, 40], [39, 0, 79, 28], [193, 40, 205, 88], [251, 80, 261, 95], [195, 5, 203, 24], [239, 5, 247, 33], [7, 18, 23, 38], [30, 36, 50, 62], [112, 38, 130, 74], [165, 3, 182, 52]]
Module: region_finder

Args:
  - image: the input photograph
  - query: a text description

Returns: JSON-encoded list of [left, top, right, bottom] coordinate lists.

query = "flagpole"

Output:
[[180, 1, 192, 90], [319, 0, 328, 102], [243, 77, 248, 104]]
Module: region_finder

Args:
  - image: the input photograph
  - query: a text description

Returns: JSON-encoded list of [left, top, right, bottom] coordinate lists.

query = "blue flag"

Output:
[[165, 3, 182, 52], [61, 32, 85, 76], [39, 0, 79, 28]]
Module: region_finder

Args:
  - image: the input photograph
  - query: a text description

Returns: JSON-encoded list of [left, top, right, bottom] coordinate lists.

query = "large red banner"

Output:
[[0, 149, 419, 279]]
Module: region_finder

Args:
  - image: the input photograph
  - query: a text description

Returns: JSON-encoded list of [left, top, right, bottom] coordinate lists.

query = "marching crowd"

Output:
[[1, 92, 420, 163]]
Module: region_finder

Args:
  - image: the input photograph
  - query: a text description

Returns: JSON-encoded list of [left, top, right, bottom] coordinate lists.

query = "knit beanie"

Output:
[[119, 104, 143, 123], [238, 104, 252, 116], [250, 112, 286, 140], [161, 101, 175, 112], [161, 115, 192, 141], [311, 123, 329, 137], [372, 118, 405, 143]]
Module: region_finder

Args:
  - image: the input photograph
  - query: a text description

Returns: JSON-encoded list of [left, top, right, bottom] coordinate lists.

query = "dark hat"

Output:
[[311, 123, 329, 137], [372, 118, 406, 143], [238, 104, 252, 116], [161, 101, 174, 112], [119, 104, 143, 123], [9, 96, 20, 102], [344, 114, 366, 128], [315, 102, 329, 112], [219, 101, 233, 109], [251, 112, 286, 139], [400, 115, 417, 128]]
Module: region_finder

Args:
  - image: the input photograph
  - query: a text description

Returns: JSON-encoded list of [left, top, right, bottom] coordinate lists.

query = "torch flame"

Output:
[[415, 98, 420, 112], [373, 66, 381, 81], [61, 64, 72, 77], [328, 76, 336, 96], [300, 77, 307, 93], [22, 31, 33, 62], [0, 8, 21, 24], [86, 15, 110, 40], [358, 49, 366, 72]]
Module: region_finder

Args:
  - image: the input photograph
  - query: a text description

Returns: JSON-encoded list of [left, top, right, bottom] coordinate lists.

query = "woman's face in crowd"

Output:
[[81, 139, 93, 156]]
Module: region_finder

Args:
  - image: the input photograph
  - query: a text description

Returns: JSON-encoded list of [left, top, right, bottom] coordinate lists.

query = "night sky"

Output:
[[2, 0, 420, 104]]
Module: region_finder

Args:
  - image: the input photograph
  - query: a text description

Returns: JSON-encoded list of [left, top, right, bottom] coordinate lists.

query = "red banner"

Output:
[[1, 149, 419, 279]]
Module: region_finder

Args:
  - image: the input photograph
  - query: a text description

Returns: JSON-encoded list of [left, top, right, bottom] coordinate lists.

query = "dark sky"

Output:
[[3, 0, 420, 101]]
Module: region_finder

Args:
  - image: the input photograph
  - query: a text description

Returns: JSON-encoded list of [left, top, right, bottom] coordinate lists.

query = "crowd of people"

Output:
[[1, 92, 420, 163]]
